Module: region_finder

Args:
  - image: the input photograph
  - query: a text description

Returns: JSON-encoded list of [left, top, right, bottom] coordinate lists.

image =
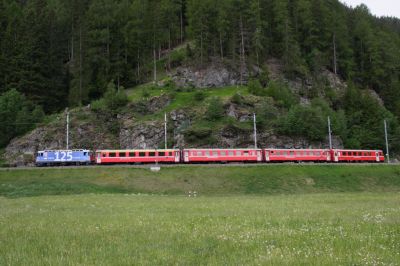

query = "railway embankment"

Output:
[[1, 164, 399, 198]]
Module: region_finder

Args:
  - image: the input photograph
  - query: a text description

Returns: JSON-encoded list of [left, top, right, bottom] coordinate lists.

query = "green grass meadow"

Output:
[[1, 165, 400, 265]]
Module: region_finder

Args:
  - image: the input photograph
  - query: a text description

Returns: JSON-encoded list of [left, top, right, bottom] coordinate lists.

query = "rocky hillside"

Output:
[[3, 59, 351, 166]]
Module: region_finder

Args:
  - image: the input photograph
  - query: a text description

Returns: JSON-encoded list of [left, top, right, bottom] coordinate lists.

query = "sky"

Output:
[[340, 0, 400, 18]]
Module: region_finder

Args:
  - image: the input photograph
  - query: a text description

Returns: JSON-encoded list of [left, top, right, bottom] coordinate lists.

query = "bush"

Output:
[[277, 104, 326, 141], [91, 99, 107, 112], [231, 93, 243, 105], [266, 81, 297, 108], [91, 81, 128, 114], [194, 91, 206, 101], [0, 89, 44, 147], [248, 79, 266, 96], [184, 125, 216, 145], [256, 98, 279, 129], [205, 97, 224, 121]]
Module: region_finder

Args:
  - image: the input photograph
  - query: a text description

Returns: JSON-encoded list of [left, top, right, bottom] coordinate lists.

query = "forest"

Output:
[[0, 0, 400, 152]]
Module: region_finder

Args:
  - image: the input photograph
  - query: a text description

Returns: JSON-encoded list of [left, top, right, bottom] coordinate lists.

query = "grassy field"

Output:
[[0, 193, 399, 265], [1, 165, 399, 265], [1, 165, 400, 198]]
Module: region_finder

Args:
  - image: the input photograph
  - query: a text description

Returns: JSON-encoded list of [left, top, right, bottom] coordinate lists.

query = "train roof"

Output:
[[265, 148, 328, 150], [332, 149, 383, 152], [96, 149, 179, 152], [183, 148, 262, 150], [37, 149, 90, 152]]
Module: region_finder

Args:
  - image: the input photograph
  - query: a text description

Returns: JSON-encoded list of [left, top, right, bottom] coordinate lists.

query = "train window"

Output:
[[229, 151, 234, 156], [213, 151, 218, 156], [129, 152, 135, 157], [316, 152, 320, 156], [221, 151, 226, 156], [244, 151, 249, 156], [343, 152, 347, 156], [103, 153, 107, 157], [149, 152, 156, 157], [159, 152, 165, 156], [290, 151, 294, 156], [110, 153, 116, 157], [119, 152, 126, 157], [139, 152, 146, 157], [358, 152, 361, 156]]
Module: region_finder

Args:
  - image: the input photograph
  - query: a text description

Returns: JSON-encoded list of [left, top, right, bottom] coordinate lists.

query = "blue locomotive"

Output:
[[35, 150, 93, 166]]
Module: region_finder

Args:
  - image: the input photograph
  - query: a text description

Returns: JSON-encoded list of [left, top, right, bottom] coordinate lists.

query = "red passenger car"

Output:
[[330, 149, 385, 163], [95, 149, 180, 164], [183, 149, 263, 163], [264, 149, 331, 162]]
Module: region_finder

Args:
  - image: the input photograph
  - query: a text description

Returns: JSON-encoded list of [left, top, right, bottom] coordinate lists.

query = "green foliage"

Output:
[[247, 79, 266, 96], [342, 85, 400, 151], [194, 90, 206, 102], [205, 97, 224, 121], [278, 104, 326, 141], [0, 89, 44, 147], [92, 81, 128, 114], [265, 81, 297, 108], [256, 98, 280, 129], [231, 93, 243, 105]]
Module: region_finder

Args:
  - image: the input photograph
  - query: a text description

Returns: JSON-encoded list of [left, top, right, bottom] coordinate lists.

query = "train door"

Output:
[[175, 151, 180, 162], [257, 150, 262, 161], [333, 150, 339, 162], [184, 150, 189, 162], [326, 151, 331, 162], [96, 152, 101, 164], [264, 150, 270, 162], [375, 152, 380, 162]]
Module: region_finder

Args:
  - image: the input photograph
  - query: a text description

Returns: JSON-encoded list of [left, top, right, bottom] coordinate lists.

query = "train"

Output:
[[35, 148, 385, 166]]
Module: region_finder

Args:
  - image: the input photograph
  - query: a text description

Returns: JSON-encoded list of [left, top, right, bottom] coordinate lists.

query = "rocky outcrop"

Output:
[[171, 60, 255, 88], [120, 121, 164, 149]]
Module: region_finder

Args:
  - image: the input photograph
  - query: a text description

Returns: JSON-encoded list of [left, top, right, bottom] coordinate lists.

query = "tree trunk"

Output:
[[79, 26, 82, 106], [219, 32, 223, 60], [180, 8, 183, 44], [333, 33, 337, 75], [168, 28, 171, 71], [153, 47, 157, 82], [200, 29, 203, 66], [71, 23, 74, 62], [137, 48, 140, 83], [239, 15, 246, 86]]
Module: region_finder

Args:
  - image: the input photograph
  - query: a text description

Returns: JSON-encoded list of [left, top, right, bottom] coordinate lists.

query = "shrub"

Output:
[[248, 79, 266, 96], [231, 93, 243, 105], [277, 104, 326, 141], [205, 97, 224, 121], [194, 91, 206, 101], [266, 81, 297, 108]]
